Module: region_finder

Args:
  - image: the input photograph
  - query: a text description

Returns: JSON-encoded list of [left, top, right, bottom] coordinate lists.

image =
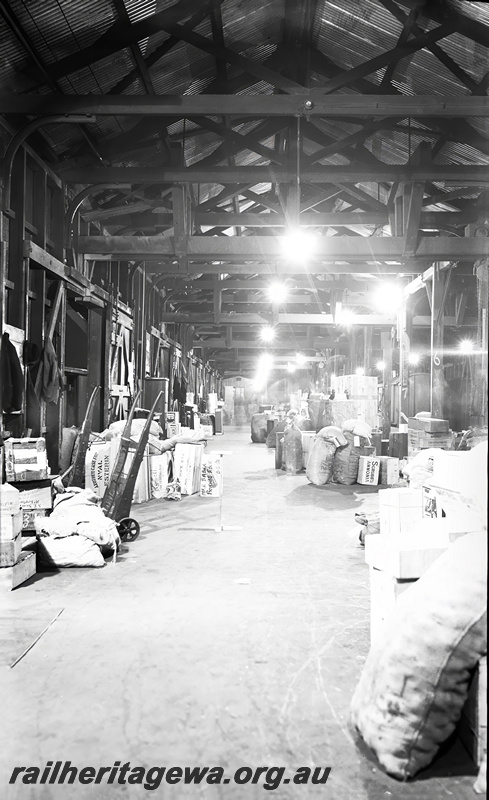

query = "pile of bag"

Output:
[[306, 420, 373, 486], [35, 488, 120, 567]]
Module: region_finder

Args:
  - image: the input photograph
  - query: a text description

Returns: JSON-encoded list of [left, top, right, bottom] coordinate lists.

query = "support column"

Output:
[[429, 265, 451, 419], [381, 330, 393, 437]]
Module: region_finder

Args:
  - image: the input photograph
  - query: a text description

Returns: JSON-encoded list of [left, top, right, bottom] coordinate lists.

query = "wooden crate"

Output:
[[458, 656, 487, 766], [0, 550, 36, 590]]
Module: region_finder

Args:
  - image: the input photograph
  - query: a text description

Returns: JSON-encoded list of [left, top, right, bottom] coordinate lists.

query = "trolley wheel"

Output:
[[118, 517, 140, 542]]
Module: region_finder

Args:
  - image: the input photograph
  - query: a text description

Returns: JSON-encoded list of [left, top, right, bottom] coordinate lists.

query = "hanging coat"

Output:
[[1, 332, 24, 412], [40, 337, 60, 403]]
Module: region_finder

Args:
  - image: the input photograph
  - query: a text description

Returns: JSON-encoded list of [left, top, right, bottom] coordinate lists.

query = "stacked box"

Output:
[[408, 428, 452, 454], [3, 438, 49, 482], [365, 519, 450, 579], [173, 442, 204, 495], [379, 487, 424, 538], [357, 456, 380, 485], [11, 479, 53, 531], [408, 417, 449, 433], [378, 456, 400, 486], [0, 484, 23, 567], [369, 567, 417, 645], [0, 550, 36, 591], [149, 453, 171, 499]]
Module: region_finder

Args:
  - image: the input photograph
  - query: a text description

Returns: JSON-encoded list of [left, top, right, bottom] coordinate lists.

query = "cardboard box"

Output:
[[0, 531, 22, 566], [11, 479, 52, 510], [369, 566, 417, 644], [408, 417, 449, 433], [0, 483, 20, 514], [458, 657, 487, 766], [365, 521, 450, 579], [0, 511, 22, 541], [21, 508, 48, 531], [379, 456, 400, 486], [408, 429, 452, 454], [3, 438, 49, 482], [174, 442, 204, 495], [0, 550, 36, 591], [379, 487, 423, 538], [149, 453, 170, 499], [357, 456, 380, 485]]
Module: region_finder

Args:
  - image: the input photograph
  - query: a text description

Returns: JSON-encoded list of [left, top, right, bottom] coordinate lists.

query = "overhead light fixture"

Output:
[[408, 352, 421, 366], [257, 352, 274, 371], [336, 308, 356, 327], [280, 229, 317, 262], [459, 339, 475, 354], [259, 326, 276, 343], [376, 360, 386, 371], [286, 363, 296, 373], [372, 282, 404, 312], [266, 282, 288, 304], [295, 352, 307, 365], [355, 367, 365, 376]]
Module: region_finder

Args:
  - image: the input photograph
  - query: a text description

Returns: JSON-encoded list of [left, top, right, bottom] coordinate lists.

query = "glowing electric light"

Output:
[[295, 352, 307, 365], [355, 367, 365, 376], [257, 352, 274, 371], [287, 363, 296, 373], [376, 360, 386, 371], [459, 339, 475, 354], [372, 282, 404, 312], [280, 229, 317, 262], [408, 352, 421, 366], [259, 326, 276, 343], [336, 308, 356, 327], [266, 282, 288, 304]]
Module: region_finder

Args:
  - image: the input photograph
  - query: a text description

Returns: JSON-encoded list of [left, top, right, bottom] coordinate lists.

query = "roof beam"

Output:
[[161, 312, 394, 325], [2, 95, 489, 118], [317, 21, 458, 95], [61, 164, 489, 184], [23, 0, 217, 85], [379, 0, 479, 93], [77, 234, 489, 262]]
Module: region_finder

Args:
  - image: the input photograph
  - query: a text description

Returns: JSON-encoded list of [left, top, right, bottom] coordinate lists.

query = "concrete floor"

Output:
[[1, 427, 478, 799]]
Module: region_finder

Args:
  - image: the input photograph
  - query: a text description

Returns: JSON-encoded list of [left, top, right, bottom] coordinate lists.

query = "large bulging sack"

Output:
[[283, 425, 303, 474], [332, 431, 370, 485], [306, 437, 336, 485], [251, 413, 268, 443], [351, 531, 487, 781]]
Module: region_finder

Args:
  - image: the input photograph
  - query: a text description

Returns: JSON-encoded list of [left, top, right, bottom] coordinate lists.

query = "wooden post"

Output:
[[381, 330, 393, 437], [429, 266, 451, 419]]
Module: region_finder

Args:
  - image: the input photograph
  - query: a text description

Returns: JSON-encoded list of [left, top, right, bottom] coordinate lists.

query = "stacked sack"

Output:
[[306, 426, 347, 485], [306, 420, 373, 486]]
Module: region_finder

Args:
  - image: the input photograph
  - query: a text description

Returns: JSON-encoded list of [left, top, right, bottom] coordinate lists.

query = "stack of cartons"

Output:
[[173, 442, 205, 495], [4, 438, 49, 482], [367, 487, 450, 643], [408, 417, 452, 454], [0, 483, 36, 589], [331, 374, 379, 428], [149, 452, 171, 499], [378, 456, 400, 486], [11, 479, 53, 532]]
